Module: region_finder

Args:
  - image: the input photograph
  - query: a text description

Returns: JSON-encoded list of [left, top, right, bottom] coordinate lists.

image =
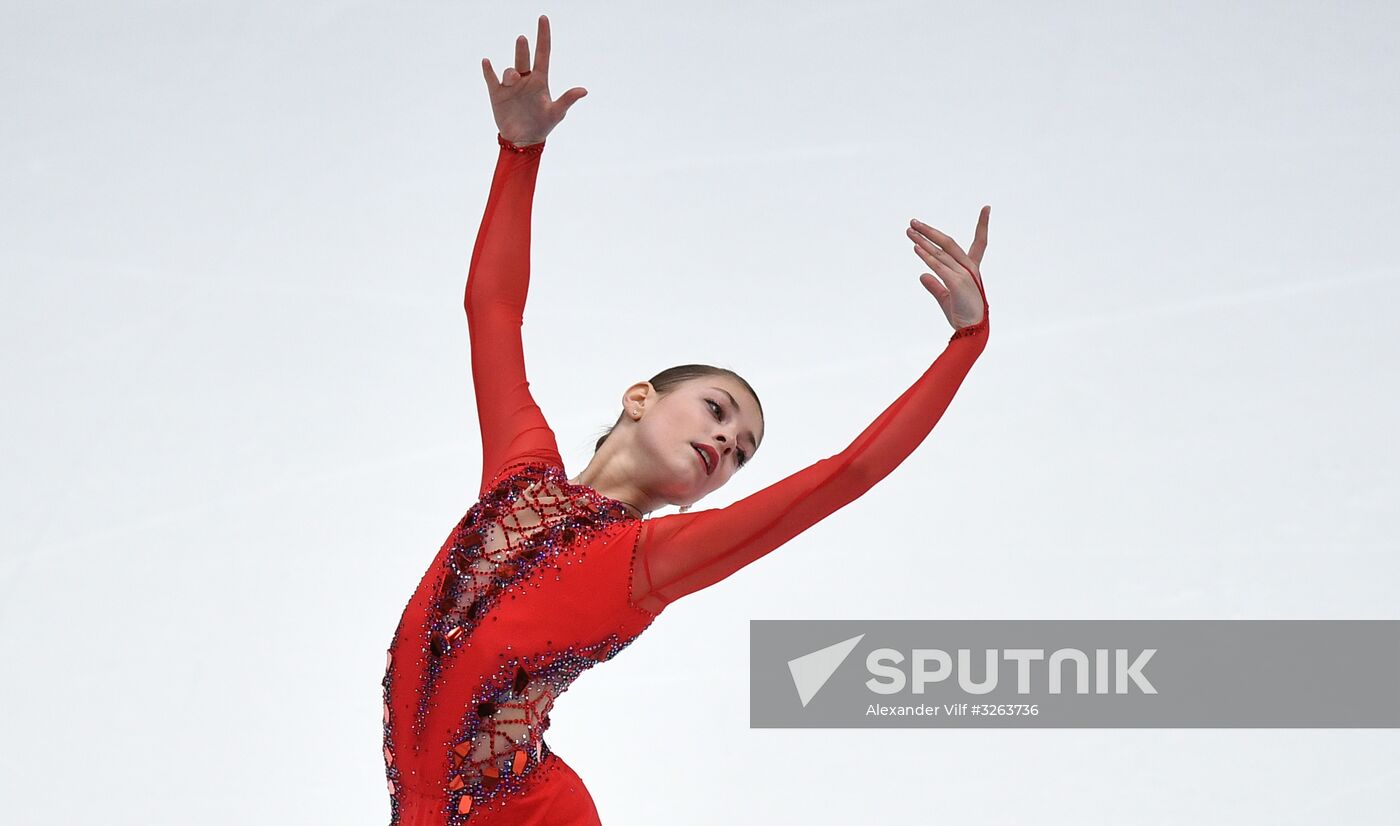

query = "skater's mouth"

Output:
[[691, 442, 717, 475]]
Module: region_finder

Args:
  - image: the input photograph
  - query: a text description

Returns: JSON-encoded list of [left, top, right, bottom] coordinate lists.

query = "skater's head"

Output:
[[590, 365, 763, 512]]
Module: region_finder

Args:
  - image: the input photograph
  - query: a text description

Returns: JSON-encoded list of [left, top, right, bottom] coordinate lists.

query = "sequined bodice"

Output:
[[425, 464, 638, 661], [382, 462, 655, 823]]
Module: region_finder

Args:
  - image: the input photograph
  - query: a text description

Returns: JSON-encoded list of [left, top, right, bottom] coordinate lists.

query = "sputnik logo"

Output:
[[787, 633, 865, 707]]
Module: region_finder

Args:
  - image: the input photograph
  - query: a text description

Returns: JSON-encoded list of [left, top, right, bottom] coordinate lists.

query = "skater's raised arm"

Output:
[[467, 15, 590, 496], [632, 211, 993, 613]]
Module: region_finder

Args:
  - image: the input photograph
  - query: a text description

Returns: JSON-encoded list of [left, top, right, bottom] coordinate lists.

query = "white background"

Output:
[[2, 1, 1397, 823]]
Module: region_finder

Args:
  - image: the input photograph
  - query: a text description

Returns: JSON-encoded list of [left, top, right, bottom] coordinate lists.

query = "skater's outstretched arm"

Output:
[[633, 211, 994, 612]]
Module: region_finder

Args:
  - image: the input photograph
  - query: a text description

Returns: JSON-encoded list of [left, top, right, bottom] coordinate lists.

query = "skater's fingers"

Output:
[[968, 206, 991, 268], [911, 219, 979, 280], [914, 243, 967, 286], [908, 225, 970, 279], [481, 57, 501, 93], [534, 15, 551, 78], [920, 272, 951, 304], [514, 33, 531, 75]]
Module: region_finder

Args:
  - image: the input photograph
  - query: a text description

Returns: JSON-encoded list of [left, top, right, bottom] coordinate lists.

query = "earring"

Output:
[[679, 503, 692, 513]]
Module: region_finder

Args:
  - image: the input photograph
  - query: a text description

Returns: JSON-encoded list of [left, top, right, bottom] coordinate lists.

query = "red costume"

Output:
[[381, 134, 990, 824]]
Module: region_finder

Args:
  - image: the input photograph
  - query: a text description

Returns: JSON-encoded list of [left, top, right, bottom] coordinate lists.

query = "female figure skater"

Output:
[[381, 15, 991, 825]]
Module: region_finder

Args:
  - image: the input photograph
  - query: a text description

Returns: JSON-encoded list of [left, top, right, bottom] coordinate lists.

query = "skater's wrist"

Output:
[[498, 133, 546, 149]]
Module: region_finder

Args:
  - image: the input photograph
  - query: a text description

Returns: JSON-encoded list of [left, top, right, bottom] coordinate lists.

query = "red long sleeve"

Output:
[[465, 134, 565, 499], [632, 298, 991, 613]]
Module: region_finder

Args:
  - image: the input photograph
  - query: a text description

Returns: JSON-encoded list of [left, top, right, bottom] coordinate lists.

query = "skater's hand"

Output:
[[480, 14, 588, 146], [908, 207, 991, 330]]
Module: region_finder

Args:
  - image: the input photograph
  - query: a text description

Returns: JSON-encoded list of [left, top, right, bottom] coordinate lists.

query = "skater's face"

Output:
[[629, 376, 763, 506]]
